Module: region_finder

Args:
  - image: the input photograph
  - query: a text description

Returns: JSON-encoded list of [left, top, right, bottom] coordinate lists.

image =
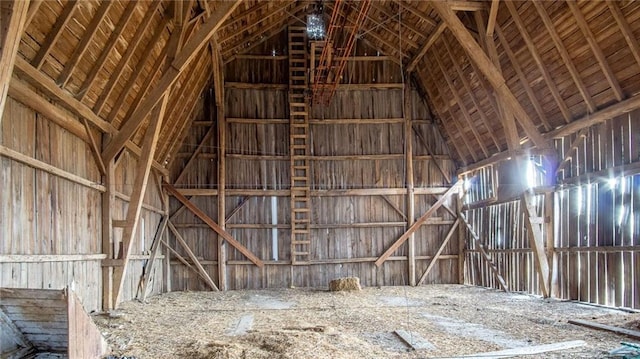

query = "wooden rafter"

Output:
[[406, 22, 446, 73], [93, 1, 165, 115], [607, 1, 640, 71], [486, 0, 499, 36], [567, 0, 624, 102], [219, 0, 294, 44], [105, 17, 171, 123], [503, 1, 572, 124], [24, 0, 41, 26], [112, 93, 169, 308], [163, 183, 264, 267], [56, 1, 113, 87], [31, 0, 78, 69], [493, 24, 550, 133], [532, 1, 595, 113], [77, 0, 138, 100], [375, 182, 461, 267], [418, 67, 469, 164], [431, 1, 548, 149], [440, 36, 501, 152], [101, 0, 241, 163], [432, 41, 489, 158], [0, 0, 29, 122], [168, 221, 219, 291], [400, 2, 436, 27]]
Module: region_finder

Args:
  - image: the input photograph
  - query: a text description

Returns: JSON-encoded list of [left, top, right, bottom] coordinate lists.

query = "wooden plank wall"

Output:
[[0, 95, 164, 311], [168, 40, 458, 290], [464, 110, 640, 309]]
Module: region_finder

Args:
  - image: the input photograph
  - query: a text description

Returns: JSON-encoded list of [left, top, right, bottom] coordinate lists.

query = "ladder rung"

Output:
[[293, 208, 310, 212], [293, 252, 309, 256]]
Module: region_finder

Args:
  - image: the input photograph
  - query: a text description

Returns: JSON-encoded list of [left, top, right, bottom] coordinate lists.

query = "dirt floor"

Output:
[[94, 285, 640, 358]]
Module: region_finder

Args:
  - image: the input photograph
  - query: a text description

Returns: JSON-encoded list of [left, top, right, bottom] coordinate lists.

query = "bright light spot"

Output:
[[618, 205, 626, 226], [464, 178, 472, 191], [272, 48, 276, 56], [307, 14, 325, 40], [526, 160, 537, 189], [608, 177, 618, 188]]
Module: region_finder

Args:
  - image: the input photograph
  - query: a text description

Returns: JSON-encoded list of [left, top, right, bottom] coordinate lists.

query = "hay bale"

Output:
[[329, 277, 361, 291]]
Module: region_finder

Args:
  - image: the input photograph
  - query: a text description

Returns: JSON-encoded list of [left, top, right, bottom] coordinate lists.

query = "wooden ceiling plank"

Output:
[[418, 69, 467, 164], [401, 2, 436, 27], [533, 2, 595, 113], [494, 24, 550, 132], [567, 1, 623, 102], [441, 35, 502, 152], [607, 1, 640, 71], [0, 0, 30, 123], [56, 1, 114, 87], [24, 0, 41, 27], [448, 1, 486, 12], [101, 0, 241, 163], [486, 0, 499, 36], [432, 40, 490, 158], [220, 0, 290, 32], [93, 1, 165, 115], [31, 0, 79, 70], [352, 2, 420, 49], [406, 22, 445, 72], [77, 1, 138, 101], [369, 2, 422, 37], [431, 2, 549, 150], [502, 1, 572, 126], [112, 92, 169, 308], [219, 1, 293, 44], [105, 16, 171, 124]]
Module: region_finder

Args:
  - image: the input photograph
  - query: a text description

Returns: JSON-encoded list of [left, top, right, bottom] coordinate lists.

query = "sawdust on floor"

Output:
[[93, 285, 637, 358]]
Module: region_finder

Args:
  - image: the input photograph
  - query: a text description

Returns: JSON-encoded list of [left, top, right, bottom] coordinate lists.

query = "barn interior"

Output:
[[1, 0, 640, 357]]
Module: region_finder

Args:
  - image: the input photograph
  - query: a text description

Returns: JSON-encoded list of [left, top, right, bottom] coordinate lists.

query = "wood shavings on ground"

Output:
[[93, 285, 634, 358]]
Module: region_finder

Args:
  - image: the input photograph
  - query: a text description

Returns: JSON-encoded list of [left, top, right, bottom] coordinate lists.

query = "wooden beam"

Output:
[[401, 2, 436, 27], [404, 81, 416, 285], [112, 94, 169, 308], [607, 1, 640, 71], [31, 0, 78, 69], [24, 0, 40, 26], [82, 118, 106, 175], [0, 144, 105, 191], [102, 0, 241, 163], [568, 320, 640, 340], [448, 1, 485, 12], [56, 1, 113, 87], [459, 212, 508, 291], [431, 1, 548, 149], [406, 22, 446, 73], [412, 126, 453, 184], [14, 57, 114, 133], [174, 125, 215, 184], [503, 1, 572, 124], [101, 160, 115, 310], [77, 0, 138, 100], [0, 0, 29, 122], [486, 0, 499, 36], [93, 1, 165, 115], [163, 182, 264, 267], [375, 182, 461, 267], [522, 191, 550, 297], [417, 219, 460, 285], [532, 2, 595, 113], [168, 221, 219, 290], [567, 1, 623, 101]]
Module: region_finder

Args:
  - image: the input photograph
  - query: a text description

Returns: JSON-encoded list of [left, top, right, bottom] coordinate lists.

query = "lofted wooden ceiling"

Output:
[[6, 0, 640, 170]]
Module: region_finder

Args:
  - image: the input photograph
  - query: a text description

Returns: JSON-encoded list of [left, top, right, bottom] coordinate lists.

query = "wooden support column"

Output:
[[140, 215, 168, 301], [545, 191, 558, 297], [101, 159, 115, 311], [404, 79, 416, 286], [0, 0, 29, 122], [212, 37, 227, 290], [457, 192, 466, 284], [162, 176, 171, 293], [112, 94, 169, 308], [522, 190, 551, 298]]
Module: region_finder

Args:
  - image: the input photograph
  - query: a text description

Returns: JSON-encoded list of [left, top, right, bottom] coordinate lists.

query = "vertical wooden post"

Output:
[[404, 79, 416, 286], [212, 39, 226, 290], [457, 191, 465, 284], [0, 0, 30, 123], [162, 175, 171, 293], [545, 191, 558, 297], [101, 159, 115, 310]]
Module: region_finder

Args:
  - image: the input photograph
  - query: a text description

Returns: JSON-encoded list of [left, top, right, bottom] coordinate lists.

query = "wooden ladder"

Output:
[[288, 26, 311, 265]]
